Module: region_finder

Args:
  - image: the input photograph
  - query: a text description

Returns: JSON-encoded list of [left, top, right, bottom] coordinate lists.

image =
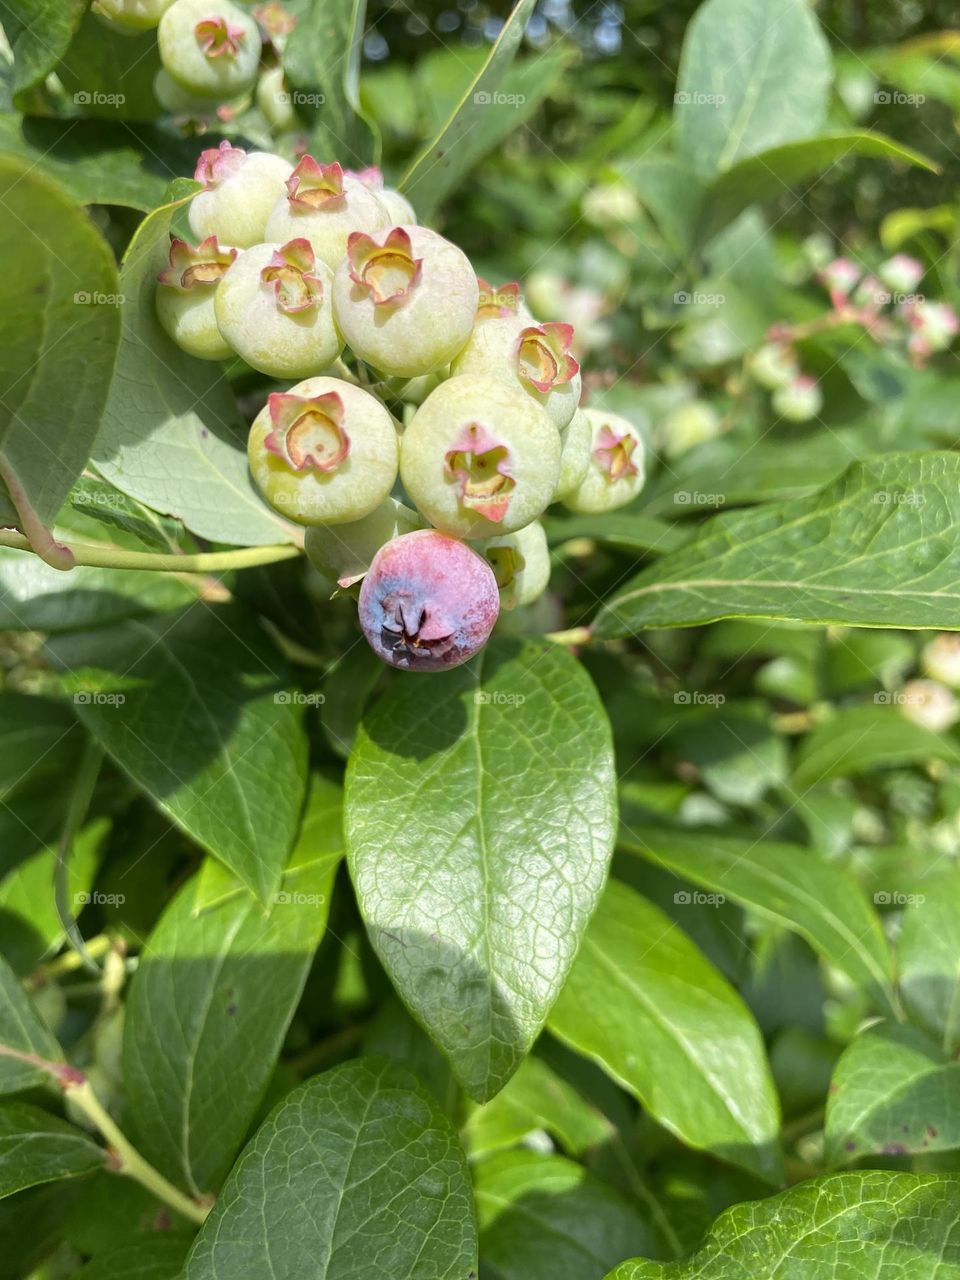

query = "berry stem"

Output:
[[544, 626, 593, 647], [0, 453, 74, 570], [0, 530, 302, 574]]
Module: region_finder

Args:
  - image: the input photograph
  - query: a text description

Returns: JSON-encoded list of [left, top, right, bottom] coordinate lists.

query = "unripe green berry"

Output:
[[554, 407, 591, 500], [481, 520, 550, 611], [155, 235, 236, 360], [215, 239, 342, 378], [400, 374, 560, 539], [772, 375, 822, 423], [264, 157, 389, 270], [332, 225, 478, 377], [304, 496, 421, 587], [257, 65, 298, 131], [154, 67, 227, 115], [562, 407, 646, 514], [93, 0, 175, 32], [158, 0, 261, 98], [748, 342, 798, 390], [247, 377, 399, 526], [189, 142, 293, 249], [348, 167, 417, 224], [661, 399, 722, 458], [451, 314, 582, 430]]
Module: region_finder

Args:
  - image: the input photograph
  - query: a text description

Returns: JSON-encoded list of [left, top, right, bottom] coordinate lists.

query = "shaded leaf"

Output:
[[898, 877, 960, 1054], [0, 954, 62, 1096], [792, 705, 960, 788], [0, 1102, 104, 1198]]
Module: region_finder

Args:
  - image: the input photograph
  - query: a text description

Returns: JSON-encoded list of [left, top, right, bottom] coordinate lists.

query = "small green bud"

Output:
[[481, 520, 550, 611]]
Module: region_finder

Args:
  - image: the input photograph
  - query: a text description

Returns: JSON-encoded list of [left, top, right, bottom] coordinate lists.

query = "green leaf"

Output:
[[46, 605, 308, 903], [462, 1053, 614, 1159], [604, 1172, 960, 1278], [55, 10, 162, 121], [675, 0, 832, 175], [0, 156, 120, 528], [619, 827, 894, 1003], [0, 1102, 105, 1197], [124, 777, 341, 1195], [475, 1149, 657, 1280], [346, 637, 616, 1101], [282, 0, 378, 168], [549, 879, 781, 1183], [0, 114, 188, 211], [700, 132, 939, 241], [5, 0, 85, 102], [825, 1024, 960, 1164], [91, 190, 296, 547], [595, 454, 960, 637], [792, 705, 960, 789], [623, 156, 707, 260], [182, 1058, 477, 1279], [399, 0, 566, 216], [0, 954, 63, 1095], [0, 693, 76, 803], [543, 513, 690, 556], [72, 1236, 193, 1280], [897, 877, 960, 1054]]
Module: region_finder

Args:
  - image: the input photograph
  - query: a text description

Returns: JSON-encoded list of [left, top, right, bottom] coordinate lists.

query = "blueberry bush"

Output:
[[2, 0, 960, 1275]]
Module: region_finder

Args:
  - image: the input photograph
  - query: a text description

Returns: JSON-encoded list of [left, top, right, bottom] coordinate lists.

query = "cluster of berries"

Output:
[[156, 143, 647, 671]]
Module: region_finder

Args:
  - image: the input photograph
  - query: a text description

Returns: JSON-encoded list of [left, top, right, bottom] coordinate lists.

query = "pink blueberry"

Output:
[[358, 529, 500, 672]]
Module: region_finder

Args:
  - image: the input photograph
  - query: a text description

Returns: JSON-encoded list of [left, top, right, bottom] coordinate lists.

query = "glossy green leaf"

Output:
[[463, 1053, 614, 1159], [182, 1058, 477, 1279], [606, 1172, 960, 1278], [346, 637, 616, 1101], [825, 1024, 960, 1164], [0, 954, 62, 1095], [0, 156, 120, 528], [623, 156, 706, 259], [72, 1236, 193, 1280], [282, 0, 378, 167], [124, 778, 341, 1195], [675, 0, 832, 175], [399, 0, 563, 216], [700, 132, 939, 241], [792, 705, 960, 788], [476, 1150, 657, 1279], [46, 605, 308, 903], [5, 0, 85, 102], [92, 190, 296, 547], [549, 879, 782, 1183], [0, 1102, 105, 1197], [0, 115, 187, 211], [595, 455, 960, 637], [620, 827, 894, 1003], [897, 877, 960, 1054]]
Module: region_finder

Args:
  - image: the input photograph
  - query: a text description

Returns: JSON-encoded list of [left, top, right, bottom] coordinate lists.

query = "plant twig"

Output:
[[0, 453, 74, 570], [54, 739, 105, 976], [0, 530, 301, 574]]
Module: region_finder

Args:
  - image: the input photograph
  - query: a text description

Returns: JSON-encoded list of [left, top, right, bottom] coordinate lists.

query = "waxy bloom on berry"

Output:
[[553, 408, 591, 501], [358, 530, 500, 672], [332, 225, 479, 377], [264, 157, 389, 269], [400, 374, 560, 539], [247, 377, 398, 526], [155, 235, 236, 360], [476, 278, 529, 320], [215, 240, 342, 378], [158, 0, 261, 98], [93, 0, 175, 31], [347, 167, 418, 225], [481, 520, 550, 611], [562, 407, 646, 514], [660, 399, 722, 458], [189, 142, 293, 248], [451, 314, 582, 430], [305, 497, 421, 589]]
